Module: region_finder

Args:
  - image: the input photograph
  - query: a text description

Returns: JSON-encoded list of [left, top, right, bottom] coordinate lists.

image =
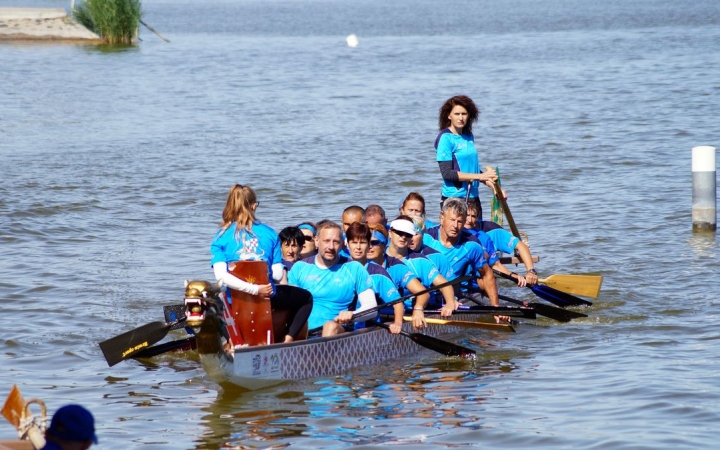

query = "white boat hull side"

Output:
[[201, 322, 457, 390]]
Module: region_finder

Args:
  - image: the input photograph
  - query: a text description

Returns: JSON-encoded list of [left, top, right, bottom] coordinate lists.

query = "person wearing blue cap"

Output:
[[42, 404, 97, 450], [296, 222, 317, 259]]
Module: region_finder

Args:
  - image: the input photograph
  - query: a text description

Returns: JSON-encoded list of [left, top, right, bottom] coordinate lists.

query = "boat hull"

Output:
[[214, 324, 440, 390], [191, 291, 463, 390]]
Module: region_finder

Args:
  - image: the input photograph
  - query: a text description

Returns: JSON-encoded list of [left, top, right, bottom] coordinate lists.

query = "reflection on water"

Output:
[[196, 354, 521, 448], [686, 233, 718, 259]]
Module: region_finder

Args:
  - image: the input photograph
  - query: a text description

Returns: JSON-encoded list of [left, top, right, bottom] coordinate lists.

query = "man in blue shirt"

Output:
[[423, 198, 500, 306], [464, 199, 538, 285], [288, 220, 377, 337]]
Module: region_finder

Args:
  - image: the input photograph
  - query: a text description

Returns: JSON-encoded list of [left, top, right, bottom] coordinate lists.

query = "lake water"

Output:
[[2, 0, 720, 448]]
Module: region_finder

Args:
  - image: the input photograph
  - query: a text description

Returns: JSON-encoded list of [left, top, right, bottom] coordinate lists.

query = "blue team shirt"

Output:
[[423, 226, 488, 280], [418, 245, 453, 280], [288, 255, 374, 330], [435, 129, 480, 199], [469, 229, 499, 266], [365, 261, 401, 304], [486, 228, 519, 254], [380, 255, 416, 296], [210, 222, 282, 296], [401, 251, 441, 307]]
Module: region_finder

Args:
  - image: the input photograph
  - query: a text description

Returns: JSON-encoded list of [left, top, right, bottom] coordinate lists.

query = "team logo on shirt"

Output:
[[237, 232, 266, 261]]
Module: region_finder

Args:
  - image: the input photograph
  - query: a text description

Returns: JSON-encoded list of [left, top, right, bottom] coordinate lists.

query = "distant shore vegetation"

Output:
[[73, 0, 142, 44]]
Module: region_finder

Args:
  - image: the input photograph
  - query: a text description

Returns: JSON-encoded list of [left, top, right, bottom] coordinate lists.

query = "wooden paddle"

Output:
[[489, 176, 521, 238], [538, 274, 603, 298], [99, 316, 187, 367], [486, 170, 602, 299], [375, 322, 476, 358], [403, 316, 515, 332], [493, 269, 593, 307], [307, 275, 472, 334]]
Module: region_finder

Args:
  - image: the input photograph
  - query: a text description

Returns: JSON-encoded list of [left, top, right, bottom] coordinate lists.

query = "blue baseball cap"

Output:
[[48, 404, 98, 444]]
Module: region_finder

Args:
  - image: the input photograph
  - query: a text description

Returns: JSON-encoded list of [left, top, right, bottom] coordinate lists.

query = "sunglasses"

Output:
[[370, 240, 384, 247], [391, 229, 414, 239], [302, 235, 315, 243]]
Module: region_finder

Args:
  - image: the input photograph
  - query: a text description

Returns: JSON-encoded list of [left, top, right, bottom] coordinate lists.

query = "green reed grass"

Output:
[[74, 0, 142, 45]]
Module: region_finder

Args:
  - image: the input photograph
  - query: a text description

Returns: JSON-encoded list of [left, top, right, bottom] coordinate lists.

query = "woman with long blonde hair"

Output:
[[210, 184, 312, 343]]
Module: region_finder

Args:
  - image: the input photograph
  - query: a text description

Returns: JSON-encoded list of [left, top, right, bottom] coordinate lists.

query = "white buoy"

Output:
[[692, 145, 716, 232], [346, 34, 359, 48]]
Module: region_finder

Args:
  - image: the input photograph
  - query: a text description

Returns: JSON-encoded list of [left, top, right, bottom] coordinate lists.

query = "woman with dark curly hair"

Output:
[[435, 95, 499, 219]]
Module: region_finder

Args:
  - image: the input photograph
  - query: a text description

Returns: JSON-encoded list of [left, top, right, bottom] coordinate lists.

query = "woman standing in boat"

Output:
[[436, 95, 499, 219], [210, 184, 313, 343]]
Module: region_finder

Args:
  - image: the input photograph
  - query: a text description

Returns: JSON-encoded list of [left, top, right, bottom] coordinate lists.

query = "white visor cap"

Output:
[[389, 219, 417, 236]]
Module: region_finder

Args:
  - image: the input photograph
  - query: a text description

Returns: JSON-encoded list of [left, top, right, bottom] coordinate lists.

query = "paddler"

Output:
[[464, 198, 537, 285], [423, 198, 510, 322], [384, 215, 458, 316], [345, 221, 404, 334], [366, 223, 430, 330], [210, 184, 313, 343], [288, 220, 377, 337]]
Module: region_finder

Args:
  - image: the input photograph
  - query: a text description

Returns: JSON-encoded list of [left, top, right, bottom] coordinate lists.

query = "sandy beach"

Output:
[[0, 7, 101, 42]]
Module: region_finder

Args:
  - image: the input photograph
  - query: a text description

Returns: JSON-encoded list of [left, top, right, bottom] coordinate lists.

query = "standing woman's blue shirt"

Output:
[[435, 129, 480, 199]]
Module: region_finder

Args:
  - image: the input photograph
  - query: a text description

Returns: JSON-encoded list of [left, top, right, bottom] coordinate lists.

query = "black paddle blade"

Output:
[[459, 295, 537, 319], [527, 302, 587, 322], [376, 322, 476, 359], [99, 319, 180, 367], [529, 284, 571, 307], [534, 284, 593, 307], [496, 293, 586, 323], [408, 331, 476, 358], [133, 336, 197, 359]]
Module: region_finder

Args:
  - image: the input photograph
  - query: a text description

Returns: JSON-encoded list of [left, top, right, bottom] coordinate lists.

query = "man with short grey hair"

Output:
[[423, 198, 499, 305]]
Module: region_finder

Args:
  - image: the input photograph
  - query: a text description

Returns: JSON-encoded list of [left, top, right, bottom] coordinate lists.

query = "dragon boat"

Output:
[[181, 262, 482, 391]]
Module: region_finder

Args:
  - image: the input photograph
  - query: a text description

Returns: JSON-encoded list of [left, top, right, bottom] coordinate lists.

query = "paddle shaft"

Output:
[[402, 316, 515, 332], [424, 305, 536, 319], [490, 178, 520, 238], [465, 292, 587, 322], [134, 336, 197, 358]]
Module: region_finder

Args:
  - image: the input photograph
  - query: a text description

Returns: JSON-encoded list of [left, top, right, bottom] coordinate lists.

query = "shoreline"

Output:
[[0, 7, 103, 42]]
